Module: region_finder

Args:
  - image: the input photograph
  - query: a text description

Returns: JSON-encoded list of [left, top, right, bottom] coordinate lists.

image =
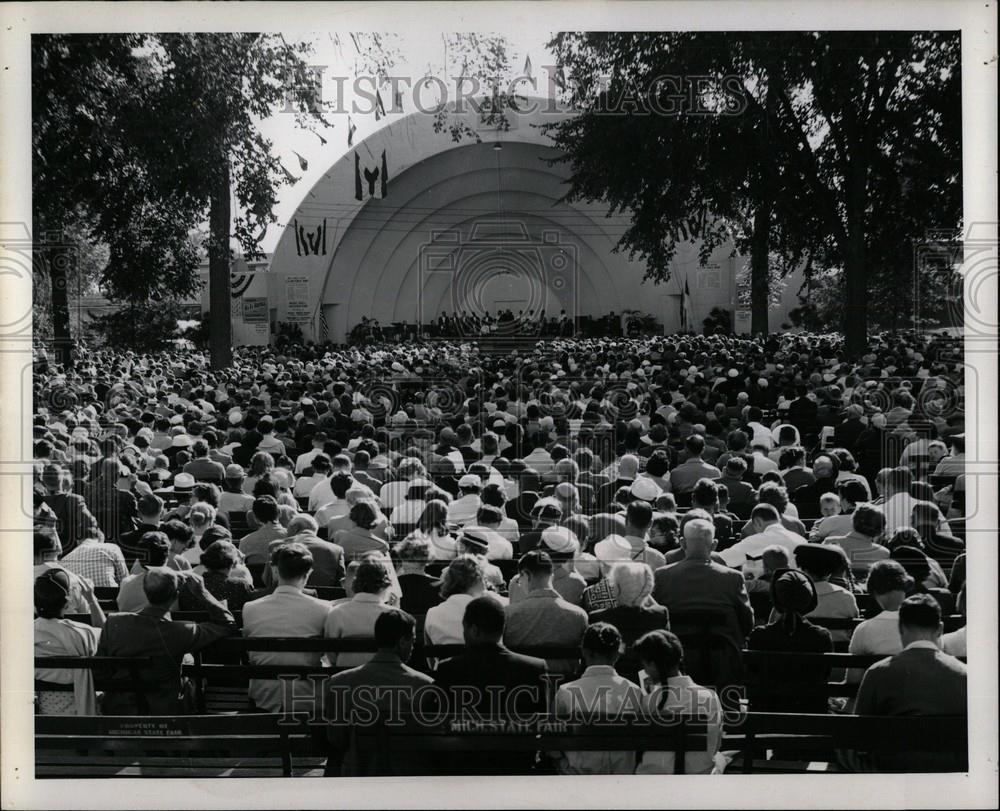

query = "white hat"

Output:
[[458, 473, 482, 489], [540, 525, 579, 555], [173, 472, 195, 491], [171, 434, 193, 448], [630, 478, 662, 501], [595, 534, 631, 562]]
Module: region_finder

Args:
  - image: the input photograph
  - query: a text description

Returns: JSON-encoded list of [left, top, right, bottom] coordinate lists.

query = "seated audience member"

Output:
[[434, 596, 548, 775], [552, 623, 644, 774], [218, 463, 255, 519], [395, 533, 443, 616], [326, 486, 390, 540], [117, 493, 165, 566], [324, 609, 436, 776], [652, 518, 754, 692], [742, 544, 790, 594], [633, 630, 724, 775], [690, 478, 735, 551], [504, 550, 588, 673], [447, 473, 483, 526], [192, 539, 255, 612], [738, 483, 806, 539], [424, 555, 501, 648], [746, 569, 834, 713], [668, 434, 722, 494], [941, 588, 967, 657], [853, 594, 968, 771], [413, 498, 458, 561], [324, 557, 394, 667], [517, 498, 564, 556], [57, 529, 129, 589], [464, 504, 515, 561], [453, 528, 506, 592], [793, 544, 859, 643], [647, 513, 681, 557], [116, 532, 179, 612], [265, 514, 346, 589], [717, 456, 756, 518], [593, 500, 666, 569], [239, 496, 287, 566], [97, 568, 237, 714], [824, 503, 890, 577], [509, 526, 585, 606], [334, 500, 391, 561], [910, 500, 964, 565], [589, 562, 670, 682], [34, 568, 105, 716], [33, 532, 90, 614], [808, 480, 868, 543], [242, 542, 333, 712], [720, 504, 803, 568]]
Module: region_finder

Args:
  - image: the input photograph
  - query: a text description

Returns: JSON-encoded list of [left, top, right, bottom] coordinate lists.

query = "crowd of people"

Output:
[[31, 328, 969, 774]]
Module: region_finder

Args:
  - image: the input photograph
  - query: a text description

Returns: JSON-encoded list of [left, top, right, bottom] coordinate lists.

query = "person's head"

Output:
[[143, 568, 181, 608], [819, 492, 841, 518], [462, 595, 506, 646], [439, 554, 486, 599], [911, 500, 944, 536], [581, 622, 623, 668], [948, 434, 965, 456], [685, 434, 705, 458], [34, 568, 72, 618], [286, 513, 319, 538], [475, 504, 503, 529], [691, 478, 720, 511], [865, 559, 913, 611], [417, 498, 450, 535], [837, 479, 868, 510], [271, 542, 314, 587], [136, 531, 170, 567], [160, 518, 194, 555], [624, 500, 653, 536], [724, 456, 747, 481], [769, 568, 819, 633], [750, 503, 781, 534], [680, 517, 716, 560], [634, 630, 685, 683], [517, 549, 554, 590], [885, 466, 913, 497], [200, 540, 240, 574], [898, 593, 943, 647], [795, 544, 848, 583], [252, 495, 280, 525], [136, 493, 164, 524], [395, 533, 431, 571], [352, 558, 393, 596], [760, 544, 790, 576], [373, 609, 417, 662], [648, 513, 680, 552], [348, 500, 379, 531], [531, 498, 563, 528], [329, 471, 354, 500], [757, 482, 790, 515], [608, 561, 654, 607], [852, 503, 886, 540], [539, 525, 579, 564], [187, 501, 216, 533]]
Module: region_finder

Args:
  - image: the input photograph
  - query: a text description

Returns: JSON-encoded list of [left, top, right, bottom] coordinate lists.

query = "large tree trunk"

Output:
[[842, 230, 868, 357], [39, 234, 74, 368], [750, 200, 771, 335], [208, 157, 233, 370]]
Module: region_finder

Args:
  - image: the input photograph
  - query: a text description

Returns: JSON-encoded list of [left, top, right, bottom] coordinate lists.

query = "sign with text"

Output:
[[242, 297, 268, 324]]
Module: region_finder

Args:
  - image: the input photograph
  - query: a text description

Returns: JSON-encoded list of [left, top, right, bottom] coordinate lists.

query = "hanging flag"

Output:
[[374, 89, 386, 120], [312, 130, 328, 146], [682, 276, 692, 332], [292, 151, 309, 172], [354, 150, 389, 201], [394, 88, 404, 112], [348, 116, 357, 147], [523, 54, 533, 77], [280, 164, 299, 185]]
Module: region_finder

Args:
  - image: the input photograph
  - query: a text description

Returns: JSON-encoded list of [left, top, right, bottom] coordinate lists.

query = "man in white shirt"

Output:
[[520, 433, 555, 475], [241, 543, 333, 712], [294, 432, 329, 474], [378, 459, 426, 512], [552, 622, 644, 774], [310, 470, 354, 517], [878, 466, 917, 532], [720, 503, 803, 568], [294, 454, 331, 498], [447, 474, 483, 527]]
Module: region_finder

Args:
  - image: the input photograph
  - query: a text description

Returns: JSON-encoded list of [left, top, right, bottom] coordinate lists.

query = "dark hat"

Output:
[[795, 544, 849, 579], [34, 567, 71, 608], [770, 568, 819, 616], [458, 527, 490, 554]]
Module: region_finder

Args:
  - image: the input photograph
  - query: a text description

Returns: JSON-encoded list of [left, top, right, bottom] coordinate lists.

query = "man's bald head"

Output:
[[681, 518, 716, 559]]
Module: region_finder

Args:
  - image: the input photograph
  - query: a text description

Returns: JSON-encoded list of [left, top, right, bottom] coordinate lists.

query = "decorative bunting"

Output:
[[292, 151, 309, 172]]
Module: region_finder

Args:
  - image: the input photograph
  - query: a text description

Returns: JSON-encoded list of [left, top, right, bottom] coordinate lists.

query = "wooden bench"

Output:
[[35, 713, 321, 777], [34, 656, 155, 714]]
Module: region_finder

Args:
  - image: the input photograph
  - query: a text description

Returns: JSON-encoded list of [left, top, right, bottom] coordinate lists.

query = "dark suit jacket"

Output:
[[652, 558, 755, 687], [855, 646, 967, 717], [434, 643, 549, 774], [96, 592, 237, 715]]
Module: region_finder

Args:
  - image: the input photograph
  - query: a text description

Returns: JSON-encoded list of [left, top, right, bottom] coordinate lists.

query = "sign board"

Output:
[[242, 297, 268, 323], [285, 275, 312, 323], [735, 309, 752, 334]]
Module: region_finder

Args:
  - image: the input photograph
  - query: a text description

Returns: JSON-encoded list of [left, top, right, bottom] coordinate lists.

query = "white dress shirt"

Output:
[[719, 522, 804, 568]]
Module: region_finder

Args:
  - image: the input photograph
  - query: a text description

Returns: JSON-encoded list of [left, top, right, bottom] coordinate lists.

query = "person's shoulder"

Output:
[[502, 648, 548, 672]]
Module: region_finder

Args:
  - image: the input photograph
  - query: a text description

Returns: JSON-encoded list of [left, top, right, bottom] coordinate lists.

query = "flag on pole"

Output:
[[681, 276, 692, 332], [523, 54, 533, 77], [348, 116, 356, 147], [292, 151, 309, 172], [374, 89, 386, 120]]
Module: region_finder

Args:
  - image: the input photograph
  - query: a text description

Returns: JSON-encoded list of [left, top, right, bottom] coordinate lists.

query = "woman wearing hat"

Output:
[[746, 568, 834, 714], [791, 544, 859, 645], [34, 568, 105, 715]]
